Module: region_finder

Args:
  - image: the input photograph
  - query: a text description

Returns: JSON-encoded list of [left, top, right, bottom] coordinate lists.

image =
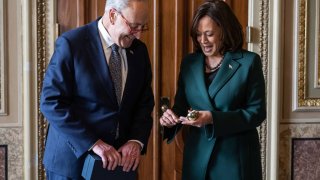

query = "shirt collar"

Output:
[[98, 19, 114, 48]]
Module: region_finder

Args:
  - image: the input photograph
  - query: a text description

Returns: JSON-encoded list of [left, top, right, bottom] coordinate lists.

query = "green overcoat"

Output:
[[163, 50, 266, 180]]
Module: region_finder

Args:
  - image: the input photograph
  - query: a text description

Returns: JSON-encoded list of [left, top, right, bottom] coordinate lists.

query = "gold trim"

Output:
[[297, 0, 320, 107], [259, 0, 269, 179], [37, 0, 48, 179]]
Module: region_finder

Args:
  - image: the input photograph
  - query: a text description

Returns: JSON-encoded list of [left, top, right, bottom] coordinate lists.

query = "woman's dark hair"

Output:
[[190, 0, 243, 54]]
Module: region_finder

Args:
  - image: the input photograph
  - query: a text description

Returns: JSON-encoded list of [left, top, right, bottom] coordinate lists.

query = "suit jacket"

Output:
[[163, 50, 266, 180], [40, 19, 154, 178]]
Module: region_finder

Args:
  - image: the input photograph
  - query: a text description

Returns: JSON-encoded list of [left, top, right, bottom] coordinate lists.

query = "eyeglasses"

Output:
[[114, 9, 149, 33]]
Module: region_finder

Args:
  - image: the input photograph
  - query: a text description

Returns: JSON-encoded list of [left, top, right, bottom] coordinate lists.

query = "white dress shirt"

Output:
[[98, 19, 128, 100]]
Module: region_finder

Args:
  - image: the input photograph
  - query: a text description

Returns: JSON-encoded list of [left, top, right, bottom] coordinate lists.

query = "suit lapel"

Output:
[[85, 19, 118, 106], [208, 51, 241, 99]]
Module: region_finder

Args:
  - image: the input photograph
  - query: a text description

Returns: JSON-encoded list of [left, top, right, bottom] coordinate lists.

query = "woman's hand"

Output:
[[180, 110, 213, 127], [159, 109, 180, 127]]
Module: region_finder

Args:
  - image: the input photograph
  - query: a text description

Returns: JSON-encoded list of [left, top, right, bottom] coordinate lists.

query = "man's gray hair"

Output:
[[105, 0, 145, 12], [104, 0, 127, 12]]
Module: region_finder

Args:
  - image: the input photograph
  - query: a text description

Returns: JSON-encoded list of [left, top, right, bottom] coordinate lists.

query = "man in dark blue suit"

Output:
[[40, 0, 154, 179]]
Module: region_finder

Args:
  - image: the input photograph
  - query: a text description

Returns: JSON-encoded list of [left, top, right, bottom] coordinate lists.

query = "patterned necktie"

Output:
[[109, 44, 122, 105]]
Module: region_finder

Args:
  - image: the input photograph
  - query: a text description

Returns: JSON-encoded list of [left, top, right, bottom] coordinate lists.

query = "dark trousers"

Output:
[[46, 170, 84, 180]]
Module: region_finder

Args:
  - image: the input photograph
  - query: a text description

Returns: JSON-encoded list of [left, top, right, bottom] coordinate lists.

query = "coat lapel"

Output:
[[208, 51, 242, 99], [85, 19, 118, 106]]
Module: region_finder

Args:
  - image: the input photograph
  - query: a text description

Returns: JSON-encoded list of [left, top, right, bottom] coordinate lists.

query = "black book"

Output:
[[82, 153, 137, 180]]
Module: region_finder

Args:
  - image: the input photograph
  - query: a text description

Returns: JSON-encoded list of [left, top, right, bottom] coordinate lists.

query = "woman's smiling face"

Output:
[[196, 15, 222, 57]]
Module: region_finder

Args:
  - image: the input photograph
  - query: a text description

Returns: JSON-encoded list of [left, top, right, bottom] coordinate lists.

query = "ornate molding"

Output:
[[295, 0, 320, 110], [37, 0, 48, 179], [0, 0, 7, 116], [259, 0, 269, 179]]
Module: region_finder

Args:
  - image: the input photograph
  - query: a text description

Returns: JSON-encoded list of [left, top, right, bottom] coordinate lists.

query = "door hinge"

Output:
[[55, 23, 60, 38], [246, 26, 253, 43]]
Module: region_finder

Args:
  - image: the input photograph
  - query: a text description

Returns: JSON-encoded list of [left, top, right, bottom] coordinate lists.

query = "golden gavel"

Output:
[[161, 105, 198, 121], [186, 110, 199, 121]]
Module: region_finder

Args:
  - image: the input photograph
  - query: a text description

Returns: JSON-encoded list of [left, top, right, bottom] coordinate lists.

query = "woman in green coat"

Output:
[[159, 1, 266, 179]]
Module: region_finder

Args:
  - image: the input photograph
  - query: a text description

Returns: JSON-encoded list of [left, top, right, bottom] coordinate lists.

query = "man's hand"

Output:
[[117, 141, 141, 172], [92, 139, 121, 170]]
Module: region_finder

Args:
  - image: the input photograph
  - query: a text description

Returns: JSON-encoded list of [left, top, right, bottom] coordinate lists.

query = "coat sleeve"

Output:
[[40, 36, 97, 158], [162, 60, 189, 143], [128, 44, 155, 154], [212, 54, 266, 137]]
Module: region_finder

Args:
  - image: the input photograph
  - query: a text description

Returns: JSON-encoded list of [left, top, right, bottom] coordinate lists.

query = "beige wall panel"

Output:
[[315, 1, 320, 89], [0, 0, 22, 126], [0, 0, 23, 179], [0, 0, 7, 115]]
